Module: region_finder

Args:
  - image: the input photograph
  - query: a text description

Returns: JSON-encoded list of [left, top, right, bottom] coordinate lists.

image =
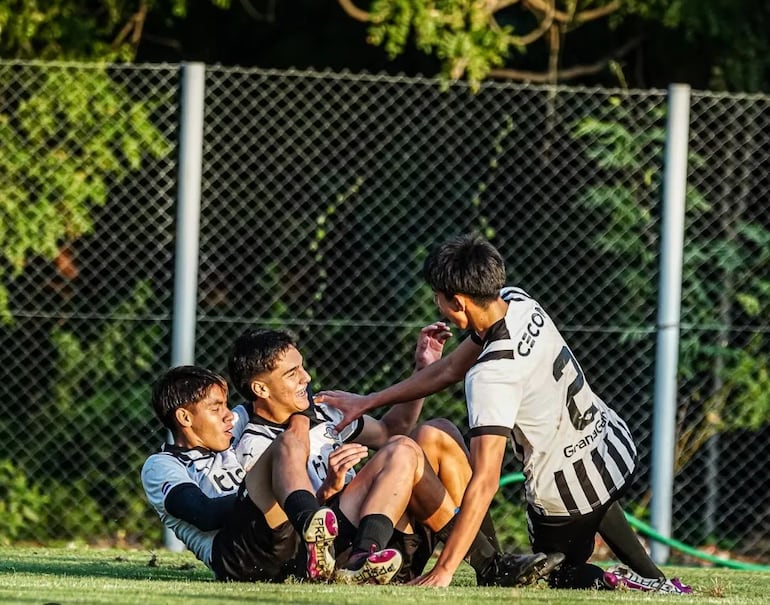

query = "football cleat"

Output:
[[335, 547, 403, 585], [603, 565, 693, 594], [477, 551, 565, 587], [302, 508, 338, 582]]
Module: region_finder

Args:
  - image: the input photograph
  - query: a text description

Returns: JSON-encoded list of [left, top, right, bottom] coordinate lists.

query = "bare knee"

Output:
[[382, 434, 423, 466], [411, 418, 465, 452], [275, 428, 310, 460]]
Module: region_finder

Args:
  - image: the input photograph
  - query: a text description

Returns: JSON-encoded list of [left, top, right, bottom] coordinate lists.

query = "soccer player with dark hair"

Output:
[[229, 324, 561, 586], [317, 234, 692, 593], [141, 365, 337, 583]]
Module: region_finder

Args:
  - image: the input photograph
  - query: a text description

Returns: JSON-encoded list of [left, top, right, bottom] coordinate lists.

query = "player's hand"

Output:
[[323, 443, 368, 494], [408, 565, 454, 587], [414, 321, 452, 370], [314, 390, 374, 432]]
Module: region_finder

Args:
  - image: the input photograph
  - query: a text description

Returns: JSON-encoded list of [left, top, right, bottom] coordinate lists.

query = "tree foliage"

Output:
[[339, 0, 623, 89], [0, 1, 173, 543], [621, 0, 770, 91], [0, 0, 232, 61], [0, 0, 137, 60], [0, 66, 170, 322], [336, 0, 770, 91], [573, 98, 770, 472]]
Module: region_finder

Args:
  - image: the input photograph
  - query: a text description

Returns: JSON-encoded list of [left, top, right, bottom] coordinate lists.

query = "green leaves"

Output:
[[0, 460, 48, 545], [574, 97, 770, 462], [0, 0, 125, 60], [51, 281, 160, 410], [369, 0, 512, 91], [0, 66, 171, 323]]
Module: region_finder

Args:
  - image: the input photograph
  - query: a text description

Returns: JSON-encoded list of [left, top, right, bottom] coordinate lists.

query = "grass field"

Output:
[[0, 546, 768, 604]]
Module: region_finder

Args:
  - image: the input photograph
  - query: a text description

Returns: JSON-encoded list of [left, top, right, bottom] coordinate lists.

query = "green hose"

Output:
[[499, 472, 770, 571]]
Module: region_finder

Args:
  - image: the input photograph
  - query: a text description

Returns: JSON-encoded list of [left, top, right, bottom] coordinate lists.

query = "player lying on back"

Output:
[[141, 365, 338, 583], [228, 325, 563, 586], [317, 234, 692, 594]]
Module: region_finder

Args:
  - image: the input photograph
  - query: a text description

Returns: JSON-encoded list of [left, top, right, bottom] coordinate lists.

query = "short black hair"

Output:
[[423, 234, 505, 304], [151, 365, 227, 431], [228, 329, 297, 401]]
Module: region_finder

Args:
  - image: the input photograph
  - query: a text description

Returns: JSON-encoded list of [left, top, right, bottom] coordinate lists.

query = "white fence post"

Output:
[[166, 61, 206, 552], [651, 83, 691, 564]]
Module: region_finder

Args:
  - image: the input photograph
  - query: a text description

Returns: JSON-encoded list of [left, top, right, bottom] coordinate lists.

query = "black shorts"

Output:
[[389, 525, 435, 583], [527, 485, 628, 566], [210, 486, 299, 582]]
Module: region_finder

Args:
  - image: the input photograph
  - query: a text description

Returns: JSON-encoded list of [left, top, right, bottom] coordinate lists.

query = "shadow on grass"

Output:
[[0, 550, 212, 582]]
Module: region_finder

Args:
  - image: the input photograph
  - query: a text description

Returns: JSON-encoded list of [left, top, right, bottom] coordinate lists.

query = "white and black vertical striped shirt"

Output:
[[466, 287, 637, 517]]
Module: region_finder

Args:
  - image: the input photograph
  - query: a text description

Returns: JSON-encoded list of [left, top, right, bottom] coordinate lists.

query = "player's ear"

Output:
[[174, 406, 193, 428], [250, 379, 268, 399], [450, 294, 467, 313]]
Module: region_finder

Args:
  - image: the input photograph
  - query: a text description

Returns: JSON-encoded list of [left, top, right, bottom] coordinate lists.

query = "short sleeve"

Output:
[[465, 358, 522, 438], [141, 454, 196, 514]]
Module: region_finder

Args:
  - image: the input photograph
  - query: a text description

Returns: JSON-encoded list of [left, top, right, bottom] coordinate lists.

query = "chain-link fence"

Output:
[[1, 61, 768, 564]]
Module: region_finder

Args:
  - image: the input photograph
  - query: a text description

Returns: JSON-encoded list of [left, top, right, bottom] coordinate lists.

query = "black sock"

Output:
[[434, 515, 455, 543], [283, 489, 319, 535], [352, 514, 394, 555], [436, 515, 497, 573], [599, 502, 663, 578]]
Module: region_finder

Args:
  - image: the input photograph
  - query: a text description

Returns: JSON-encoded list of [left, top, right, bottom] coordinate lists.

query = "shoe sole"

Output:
[[517, 552, 565, 586], [335, 548, 403, 585], [303, 508, 338, 582]]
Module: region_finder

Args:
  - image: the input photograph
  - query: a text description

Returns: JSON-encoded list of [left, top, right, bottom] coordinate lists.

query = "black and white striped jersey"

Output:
[[141, 405, 250, 566], [466, 287, 637, 517], [234, 402, 365, 492]]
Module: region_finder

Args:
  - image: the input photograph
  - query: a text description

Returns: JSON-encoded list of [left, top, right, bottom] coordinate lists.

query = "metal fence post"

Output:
[[166, 61, 206, 552], [651, 83, 691, 564]]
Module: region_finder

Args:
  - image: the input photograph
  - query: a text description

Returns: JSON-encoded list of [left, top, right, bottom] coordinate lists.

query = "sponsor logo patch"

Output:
[[563, 411, 608, 458], [517, 306, 546, 357]]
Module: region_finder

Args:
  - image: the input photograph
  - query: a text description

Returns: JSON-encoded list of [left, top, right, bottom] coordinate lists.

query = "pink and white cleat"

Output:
[[335, 548, 403, 584], [302, 508, 338, 582], [603, 565, 693, 594]]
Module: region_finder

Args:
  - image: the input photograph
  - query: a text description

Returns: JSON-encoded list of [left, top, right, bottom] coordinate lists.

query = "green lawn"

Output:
[[0, 546, 766, 604]]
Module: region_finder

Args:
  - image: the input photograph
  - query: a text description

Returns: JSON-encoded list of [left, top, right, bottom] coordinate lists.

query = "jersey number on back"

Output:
[[553, 345, 599, 431]]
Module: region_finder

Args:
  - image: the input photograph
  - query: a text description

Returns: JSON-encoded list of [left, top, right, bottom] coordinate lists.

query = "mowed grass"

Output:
[[0, 546, 767, 604]]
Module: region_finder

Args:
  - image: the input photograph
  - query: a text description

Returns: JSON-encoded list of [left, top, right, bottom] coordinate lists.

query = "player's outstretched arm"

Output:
[[317, 334, 479, 432], [378, 321, 451, 437]]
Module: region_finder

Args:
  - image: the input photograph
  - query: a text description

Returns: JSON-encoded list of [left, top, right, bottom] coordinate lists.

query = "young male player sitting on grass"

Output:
[[317, 234, 692, 594], [228, 325, 563, 586], [141, 365, 338, 583]]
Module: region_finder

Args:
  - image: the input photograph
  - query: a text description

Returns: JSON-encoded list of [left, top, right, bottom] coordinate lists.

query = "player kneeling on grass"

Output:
[[141, 365, 338, 583], [228, 326, 562, 586], [317, 234, 691, 594]]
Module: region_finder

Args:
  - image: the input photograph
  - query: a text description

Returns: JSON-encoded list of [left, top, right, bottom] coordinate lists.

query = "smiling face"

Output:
[[174, 383, 234, 451], [251, 345, 312, 423]]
